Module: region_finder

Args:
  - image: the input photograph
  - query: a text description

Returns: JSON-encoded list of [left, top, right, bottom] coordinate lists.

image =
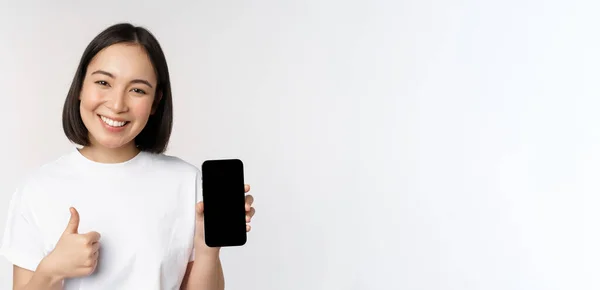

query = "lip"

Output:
[[98, 115, 129, 133], [98, 114, 128, 122]]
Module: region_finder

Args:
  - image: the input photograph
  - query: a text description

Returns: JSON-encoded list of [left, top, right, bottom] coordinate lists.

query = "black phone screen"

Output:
[[201, 159, 247, 247]]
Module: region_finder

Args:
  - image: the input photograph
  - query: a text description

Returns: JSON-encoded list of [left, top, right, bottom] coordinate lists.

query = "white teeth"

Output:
[[100, 115, 127, 127]]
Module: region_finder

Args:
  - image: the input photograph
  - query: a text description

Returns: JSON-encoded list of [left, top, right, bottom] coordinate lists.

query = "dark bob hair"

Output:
[[62, 23, 173, 154]]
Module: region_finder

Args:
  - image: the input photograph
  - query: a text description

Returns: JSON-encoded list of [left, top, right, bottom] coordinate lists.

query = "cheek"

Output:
[[79, 88, 103, 111], [131, 99, 155, 120]]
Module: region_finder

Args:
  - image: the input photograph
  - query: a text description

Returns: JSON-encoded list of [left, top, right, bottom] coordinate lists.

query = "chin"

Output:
[[93, 135, 134, 150], [101, 142, 130, 149]]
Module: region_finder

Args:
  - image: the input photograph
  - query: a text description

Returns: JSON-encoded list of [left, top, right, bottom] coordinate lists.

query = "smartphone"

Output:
[[201, 159, 247, 247]]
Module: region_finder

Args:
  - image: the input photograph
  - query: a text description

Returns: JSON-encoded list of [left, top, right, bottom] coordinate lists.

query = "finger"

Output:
[[245, 184, 250, 193], [245, 195, 254, 211], [91, 241, 101, 253], [196, 202, 204, 215], [64, 207, 80, 234], [87, 243, 100, 259], [84, 257, 97, 269], [246, 225, 251, 232], [83, 231, 101, 243], [246, 207, 255, 222]]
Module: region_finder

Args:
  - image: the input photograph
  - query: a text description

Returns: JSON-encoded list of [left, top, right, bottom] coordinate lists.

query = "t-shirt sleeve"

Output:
[[0, 188, 46, 271], [189, 169, 203, 262]]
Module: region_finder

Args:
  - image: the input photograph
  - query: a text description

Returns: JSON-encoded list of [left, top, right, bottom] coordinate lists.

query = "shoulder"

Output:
[[11, 151, 75, 199], [145, 152, 201, 175], [21, 150, 74, 183]]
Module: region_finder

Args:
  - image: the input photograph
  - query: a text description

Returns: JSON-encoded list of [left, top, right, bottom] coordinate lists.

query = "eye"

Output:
[[131, 88, 146, 95], [95, 80, 110, 87]]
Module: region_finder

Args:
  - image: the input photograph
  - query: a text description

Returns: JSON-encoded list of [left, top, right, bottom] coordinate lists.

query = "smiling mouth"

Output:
[[99, 115, 129, 127]]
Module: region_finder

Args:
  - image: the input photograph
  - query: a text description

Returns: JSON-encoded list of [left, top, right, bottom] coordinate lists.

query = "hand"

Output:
[[40, 207, 101, 279], [194, 184, 256, 253]]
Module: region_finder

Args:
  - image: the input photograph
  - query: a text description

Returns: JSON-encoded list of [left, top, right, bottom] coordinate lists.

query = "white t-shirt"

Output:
[[0, 147, 200, 289]]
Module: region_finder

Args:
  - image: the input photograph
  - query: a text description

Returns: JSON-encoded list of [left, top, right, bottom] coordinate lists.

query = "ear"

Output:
[[151, 91, 163, 115]]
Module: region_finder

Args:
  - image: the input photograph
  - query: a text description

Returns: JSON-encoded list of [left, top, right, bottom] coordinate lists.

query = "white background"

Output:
[[0, 0, 598, 289]]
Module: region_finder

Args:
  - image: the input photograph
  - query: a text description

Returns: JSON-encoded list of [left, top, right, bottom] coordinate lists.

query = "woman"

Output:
[[0, 23, 255, 290]]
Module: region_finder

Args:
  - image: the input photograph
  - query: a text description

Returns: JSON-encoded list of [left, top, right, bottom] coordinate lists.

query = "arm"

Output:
[[11, 207, 100, 290], [13, 261, 63, 290], [180, 251, 224, 290], [181, 183, 253, 290]]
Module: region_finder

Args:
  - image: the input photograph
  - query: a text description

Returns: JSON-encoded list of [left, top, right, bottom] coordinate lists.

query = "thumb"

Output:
[[64, 207, 80, 234]]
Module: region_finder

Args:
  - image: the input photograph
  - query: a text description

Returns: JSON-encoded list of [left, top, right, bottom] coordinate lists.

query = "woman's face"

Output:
[[79, 43, 159, 150]]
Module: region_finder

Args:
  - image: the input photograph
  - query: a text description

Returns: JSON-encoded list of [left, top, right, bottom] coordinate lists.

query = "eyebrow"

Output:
[[91, 70, 154, 88]]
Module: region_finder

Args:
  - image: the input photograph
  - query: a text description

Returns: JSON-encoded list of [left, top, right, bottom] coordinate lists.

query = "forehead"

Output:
[[87, 43, 157, 82]]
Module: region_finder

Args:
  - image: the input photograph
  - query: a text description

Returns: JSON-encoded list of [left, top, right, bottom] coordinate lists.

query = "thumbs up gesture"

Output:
[[41, 207, 101, 279]]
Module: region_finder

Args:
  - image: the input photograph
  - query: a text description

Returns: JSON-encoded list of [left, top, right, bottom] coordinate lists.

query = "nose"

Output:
[[106, 89, 129, 113]]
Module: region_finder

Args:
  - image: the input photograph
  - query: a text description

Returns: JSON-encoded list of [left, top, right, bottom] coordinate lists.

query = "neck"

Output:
[[78, 143, 141, 164]]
